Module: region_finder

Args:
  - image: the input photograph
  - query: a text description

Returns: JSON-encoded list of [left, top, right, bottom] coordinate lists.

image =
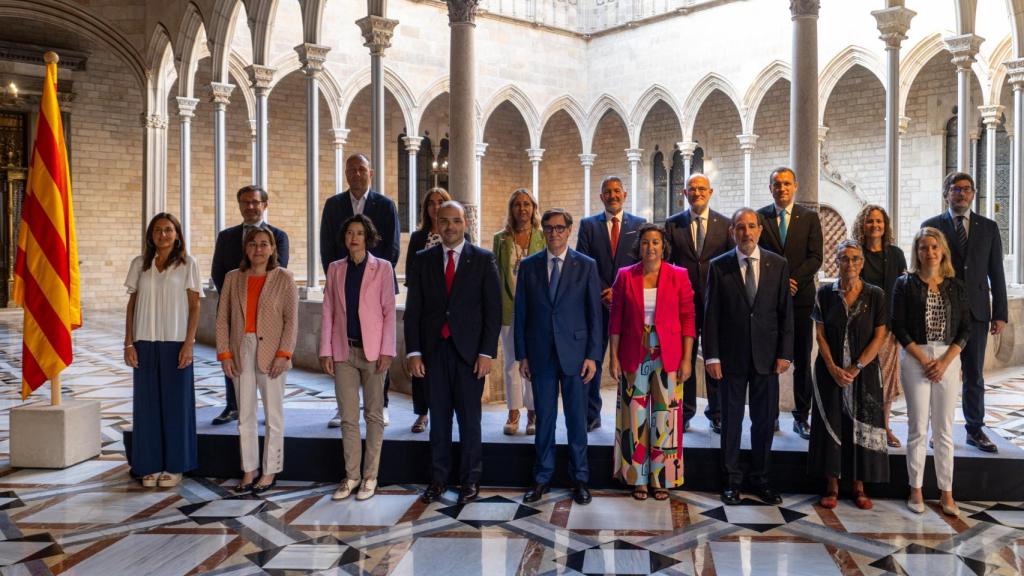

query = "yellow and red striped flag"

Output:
[[12, 52, 81, 400]]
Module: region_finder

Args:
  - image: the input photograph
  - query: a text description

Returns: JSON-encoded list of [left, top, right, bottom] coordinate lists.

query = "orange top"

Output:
[[245, 275, 267, 333]]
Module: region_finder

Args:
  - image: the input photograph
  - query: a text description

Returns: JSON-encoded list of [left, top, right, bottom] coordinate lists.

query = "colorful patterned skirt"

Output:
[[613, 327, 684, 488]]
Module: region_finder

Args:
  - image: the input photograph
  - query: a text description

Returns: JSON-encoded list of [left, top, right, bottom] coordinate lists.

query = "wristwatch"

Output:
[[855, 361, 865, 371]]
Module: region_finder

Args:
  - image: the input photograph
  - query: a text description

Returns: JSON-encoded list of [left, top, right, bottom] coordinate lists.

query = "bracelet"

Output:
[[124, 344, 134, 349]]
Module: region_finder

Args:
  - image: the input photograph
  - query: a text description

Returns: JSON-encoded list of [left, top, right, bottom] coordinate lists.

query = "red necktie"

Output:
[[610, 217, 620, 259], [441, 249, 455, 338]]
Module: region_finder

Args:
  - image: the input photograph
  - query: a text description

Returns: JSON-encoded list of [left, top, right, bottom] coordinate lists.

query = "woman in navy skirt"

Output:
[[124, 212, 201, 488]]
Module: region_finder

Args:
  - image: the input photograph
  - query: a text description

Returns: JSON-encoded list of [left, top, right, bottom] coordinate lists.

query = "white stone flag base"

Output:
[[10, 400, 101, 468]]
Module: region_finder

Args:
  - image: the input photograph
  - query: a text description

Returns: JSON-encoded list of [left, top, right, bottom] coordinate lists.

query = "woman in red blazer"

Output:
[[609, 223, 696, 501]]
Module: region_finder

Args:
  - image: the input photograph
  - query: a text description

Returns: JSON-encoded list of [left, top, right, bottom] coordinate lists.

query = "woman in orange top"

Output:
[[216, 228, 298, 494]]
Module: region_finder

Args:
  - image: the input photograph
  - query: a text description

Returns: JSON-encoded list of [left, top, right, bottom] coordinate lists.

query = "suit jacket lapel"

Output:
[[761, 207, 782, 251], [728, 251, 753, 309], [680, 211, 698, 260], [450, 243, 472, 303], [553, 251, 574, 304], [595, 213, 614, 260]]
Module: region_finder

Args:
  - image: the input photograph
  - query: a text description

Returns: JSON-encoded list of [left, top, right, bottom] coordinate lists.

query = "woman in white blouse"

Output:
[[124, 213, 202, 488]]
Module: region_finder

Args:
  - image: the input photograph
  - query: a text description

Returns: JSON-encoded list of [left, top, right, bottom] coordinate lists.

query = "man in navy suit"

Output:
[[665, 173, 733, 433], [516, 208, 602, 505], [704, 208, 794, 506], [756, 167, 822, 440], [210, 184, 290, 425], [575, 176, 646, 431], [921, 172, 1008, 453], [405, 201, 501, 505], [320, 154, 401, 427]]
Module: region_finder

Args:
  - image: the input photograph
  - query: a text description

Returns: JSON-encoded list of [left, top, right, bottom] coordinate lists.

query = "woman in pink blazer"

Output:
[[609, 223, 696, 501], [320, 214, 397, 501]]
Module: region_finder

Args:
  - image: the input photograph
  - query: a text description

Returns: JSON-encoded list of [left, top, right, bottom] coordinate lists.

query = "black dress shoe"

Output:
[[421, 483, 446, 503], [587, 419, 602, 432], [710, 419, 722, 434], [721, 487, 742, 505], [212, 408, 239, 425], [251, 478, 277, 495], [523, 483, 548, 503], [754, 484, 783, 505], [967, 429, 998, 453], [457, 483, 480, 504], [572, 482, 592, 505], [792, 419, 811, 440], [234, 470, 259, 493]]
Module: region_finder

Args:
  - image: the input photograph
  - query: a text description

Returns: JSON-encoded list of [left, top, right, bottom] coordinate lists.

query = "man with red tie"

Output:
[[405, 201, 502, 505]]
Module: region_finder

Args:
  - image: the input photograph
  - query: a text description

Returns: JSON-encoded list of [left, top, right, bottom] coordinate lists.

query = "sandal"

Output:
[[886, 429, 902, 448], [157, 472, 182, 488], [853, 491, 873, 510], [141, 474, 159, 488], [411, 415, 428, 434], [819, 492, 838, 509], [653, 489, 670, 501], [632, 487, 648, 501]]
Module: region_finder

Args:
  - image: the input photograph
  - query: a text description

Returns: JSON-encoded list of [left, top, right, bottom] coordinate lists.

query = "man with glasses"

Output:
[[515, 208, 602, 505], [210, 184, 290, 425], [576, 176, 646, 431], [922, 172, 1007, 453]]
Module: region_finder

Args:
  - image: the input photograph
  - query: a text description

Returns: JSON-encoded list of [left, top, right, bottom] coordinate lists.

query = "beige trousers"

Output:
[[236, 333, 285, 474], [334, 345, 385, 481]]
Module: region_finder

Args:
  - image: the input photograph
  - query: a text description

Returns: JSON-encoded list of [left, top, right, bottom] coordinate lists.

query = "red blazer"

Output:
[[609, 262, 697, 373]]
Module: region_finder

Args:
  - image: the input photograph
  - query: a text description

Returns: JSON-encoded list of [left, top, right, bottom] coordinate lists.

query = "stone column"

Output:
[[944, 34, 984, 173], [737, 134, 758, 206], [209, 83, 234, 234], [249, 120, 258, 185], [296, 43, 331, 297], [979, 105, 1004, 220], [790, 0, 820, 207], [404, 136, 424, 230], [331, 128, 350, 196], [447, 0, 480, 240], [143, 113, 169, 223], [897, 115, 910, 244], [579, 153, 596, 216], [1008, 58, 1024, 282], [677, 140, 697, 182], [625, 148, 643, 213], [475, 142, 488, 241], [357, 15, 398, 195], [247, 65, 275, 190], [969, 129, 980, 178], [527, 147, 544, 201], [175, 97, 199, 252], [873, 3, 914, 232]]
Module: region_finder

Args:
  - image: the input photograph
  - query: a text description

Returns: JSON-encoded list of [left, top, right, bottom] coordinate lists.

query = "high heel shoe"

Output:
[[941, 501, 960, 517], [906, 498, 926, 514], [251, 476, 277, 495], [234, 470, 259, 493]]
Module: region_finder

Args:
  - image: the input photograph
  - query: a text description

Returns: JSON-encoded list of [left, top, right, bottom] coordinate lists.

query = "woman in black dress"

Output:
[[808, 239, 889, 510]]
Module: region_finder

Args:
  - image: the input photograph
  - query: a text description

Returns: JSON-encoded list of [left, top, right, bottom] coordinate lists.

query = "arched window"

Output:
[[943, 112, 957, 180], [397, 133, 410, 232], [667, 145, 704, 215], [652, 147, 667, 223]]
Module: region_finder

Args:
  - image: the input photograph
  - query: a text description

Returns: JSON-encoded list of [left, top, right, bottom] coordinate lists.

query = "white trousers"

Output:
[[501, 324, 533, 410], [901, 342, 960, 491], [236, 333, 285, 474]]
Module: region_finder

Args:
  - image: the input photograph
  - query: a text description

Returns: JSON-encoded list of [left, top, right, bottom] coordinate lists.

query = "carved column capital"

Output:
[[331, 128, 350, 146], [175, 97, 199, 120], [447, 0, 479, 25], [817, 125, 829, 143], [578, 153, 596, 167], [141, 113, 168, 129], [676, 141, 697, 159], [526, 147, 545, 163], [1006, 58, 1024, 88], [872, 6, 915, 49], [943, 34, 984, 70], [356, 15, 398, 56], [625, 148, 643, 163], [979, 105, 1005, 128], [790, 0, 819, 19], [208, 82, 235, 106], [736, 133, 759, 151], [246, 64, 276, 92], [898, 115, 911, 136], [296, 43, 331, 76], [475, 142, 488, 158], [404, 136, 424, 153]]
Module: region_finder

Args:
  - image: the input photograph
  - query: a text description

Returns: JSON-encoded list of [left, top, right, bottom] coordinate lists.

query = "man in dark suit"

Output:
[[210, 184, 290, 425], [575, 176, 646, 431], [665, 173, 733, 433], [756, 166, 822, 439], [705, 208, 794, 505], [515, 208, 602, 505], [320, 153, 401, 427], [405, 201, 501, 505], [921, 171, 1008, 453]]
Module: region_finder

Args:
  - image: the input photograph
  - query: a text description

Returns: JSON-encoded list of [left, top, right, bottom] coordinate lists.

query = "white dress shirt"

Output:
[[705, 246, 762, 367], [605, 210, 624, 237], [948, 207, 971, 236], [690, 208, 709, 247], [547, 248, 568, 281], [350, 192, 367, 215]]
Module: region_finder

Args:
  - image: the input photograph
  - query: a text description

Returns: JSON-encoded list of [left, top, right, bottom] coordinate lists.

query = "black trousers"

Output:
[[411, 376, 429, 416], [961, 320, 990, 433], [426, 339, 483, 485], [790, 305, 814, 421], [224, 375, 237, 411], [682, 331, 720, 423], [720, 369, 779, 487]]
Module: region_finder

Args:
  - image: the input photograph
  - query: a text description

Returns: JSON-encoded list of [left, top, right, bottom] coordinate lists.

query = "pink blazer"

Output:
[[320, 254, 397, 362], [609, 262, 697, 373]]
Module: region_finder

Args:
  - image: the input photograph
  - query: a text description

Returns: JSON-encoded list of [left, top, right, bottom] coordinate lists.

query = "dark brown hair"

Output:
[[340, 214, 381, 250], [143, 212, 188, 271], [852, 204, 893, 248], [239, 227, 279, 272], [418, 187, 451, 232], [541, 208, 574, 228], [630, 223, 672, 261]]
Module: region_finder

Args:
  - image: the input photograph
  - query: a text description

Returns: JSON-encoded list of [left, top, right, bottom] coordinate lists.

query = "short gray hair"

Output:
[[835, 238, 862, 256], [600, 175, 624, 193], [731, 207, 758, 225], [438, 200, 465, 217]]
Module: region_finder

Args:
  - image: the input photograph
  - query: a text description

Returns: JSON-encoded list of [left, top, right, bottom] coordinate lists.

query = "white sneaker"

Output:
[[328, 410, 342, 428], [382, 407, 390, 426], [356, 478, 377, 500], [332, 478, 360, 500]]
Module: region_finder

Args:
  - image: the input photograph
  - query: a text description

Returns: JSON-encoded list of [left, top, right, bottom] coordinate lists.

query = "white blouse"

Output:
[[643, 288, 657, 325], [125, 254, 202, 342]]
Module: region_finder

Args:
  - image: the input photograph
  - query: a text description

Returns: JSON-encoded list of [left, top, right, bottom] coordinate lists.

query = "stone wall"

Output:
[[692, 91, 745, 214], [538, 110, 585, 223], [481, 102, 531, 241]]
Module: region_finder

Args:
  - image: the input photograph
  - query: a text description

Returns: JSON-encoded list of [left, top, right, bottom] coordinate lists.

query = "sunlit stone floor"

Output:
[[0, 309, 1022, 575]]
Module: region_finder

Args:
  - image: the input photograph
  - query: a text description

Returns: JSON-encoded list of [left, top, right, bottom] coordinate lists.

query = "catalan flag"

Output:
[[12, 52, 81, 400]]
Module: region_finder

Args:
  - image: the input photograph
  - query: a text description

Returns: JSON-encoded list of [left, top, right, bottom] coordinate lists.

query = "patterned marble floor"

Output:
[[0, 309, 1023, 575]]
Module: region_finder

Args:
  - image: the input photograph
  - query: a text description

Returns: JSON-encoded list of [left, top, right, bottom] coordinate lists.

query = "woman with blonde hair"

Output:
[[493, 188, 545, 435], [892, 227, 970, 516]]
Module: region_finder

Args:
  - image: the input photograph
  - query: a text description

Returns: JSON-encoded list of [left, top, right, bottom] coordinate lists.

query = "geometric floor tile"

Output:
[[178, 495, 277, 525], [0, 460, 123, 485], [830, 498, 958, 534], [437, 495, 541, 528], [388, 537, 530, 576], [0, 533, 61, 566], [0, 491, 24, 511], [246, 535, 365, 575], [701, 499, 807, 532], [711, 542, 842, 576], [20, 491, 170, 524], [869, 543, 997, 576], [556, 540, 679, 575], [60, 533, 232, 576], [968, 503, 1024, 528], [566, 495, 674, 530], [291, 493, 420, 527]]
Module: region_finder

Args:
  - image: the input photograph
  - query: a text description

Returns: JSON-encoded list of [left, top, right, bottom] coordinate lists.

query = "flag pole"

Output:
[[51, 375, 61, 406]]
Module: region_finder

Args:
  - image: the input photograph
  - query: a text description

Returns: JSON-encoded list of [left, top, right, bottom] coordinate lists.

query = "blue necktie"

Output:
[[778, 209, 788, 245], [549, 257, 561, 300]]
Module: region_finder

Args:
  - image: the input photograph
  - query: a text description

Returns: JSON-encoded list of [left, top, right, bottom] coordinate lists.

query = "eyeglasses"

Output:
[[687, 186, 710, 193], [837, 256, 863, 264], [246, 241, 273, 250], [542, 225, 569, 234], [949, 186, 974, 194]]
